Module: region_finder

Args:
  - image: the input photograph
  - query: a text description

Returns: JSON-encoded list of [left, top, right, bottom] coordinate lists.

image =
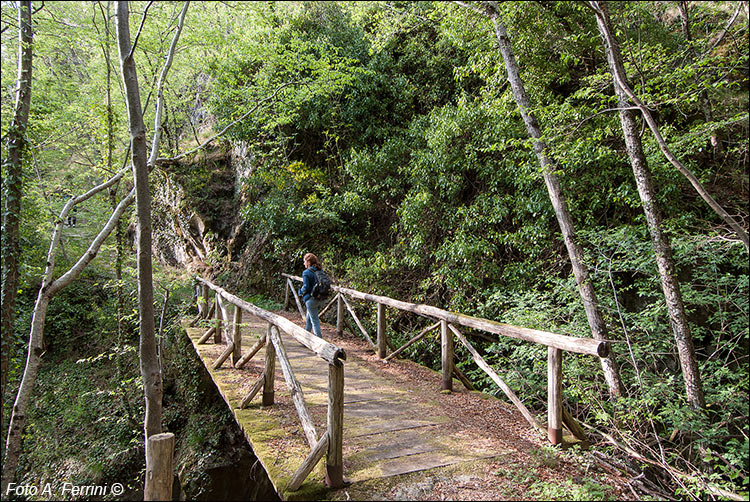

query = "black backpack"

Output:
[[311, 269, 332, 300]]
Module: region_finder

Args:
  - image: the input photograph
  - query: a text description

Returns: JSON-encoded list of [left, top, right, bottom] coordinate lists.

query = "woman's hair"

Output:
[[303, 253, 321, 268]]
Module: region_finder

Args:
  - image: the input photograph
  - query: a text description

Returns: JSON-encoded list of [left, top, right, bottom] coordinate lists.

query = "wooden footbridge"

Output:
[[183, 275, 610, 500]]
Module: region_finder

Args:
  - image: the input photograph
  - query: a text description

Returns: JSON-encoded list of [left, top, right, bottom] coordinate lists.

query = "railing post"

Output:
[[262, 323, 275, 407], [336, 294, 344, 337], [441, 320, 453, 391], [326, 362, 344, 488], [232, 306, 242, 365], [144, 432, 175, 501], [284, 279, 290, 311], [201, 284, 209, 319], [213, 294, 222, 343], [376, 303, 386, 359], [548, 346, 562, 445]]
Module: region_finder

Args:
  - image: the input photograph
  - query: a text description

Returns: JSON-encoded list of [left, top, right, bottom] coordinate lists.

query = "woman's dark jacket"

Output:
[[299, 266, 320, 303]]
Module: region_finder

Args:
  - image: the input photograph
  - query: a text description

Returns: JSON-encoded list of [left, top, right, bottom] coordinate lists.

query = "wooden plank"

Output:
[[441, 320, 453, 391], [197, 277, 345, 365], [270, 326, 319, 448], [376, 303, 387, 359], [548, 346, 563, 445], [240, 372, 266, 408], [284, 279, 290, 311], [384, 322, 440, 362], [235, 334, 266, 369], [283, 273, 608, 357], [449, 323, 544, 435], [287, 432, 329, 492], [341, 294, 376, 350], [327, 363, 344, 488]]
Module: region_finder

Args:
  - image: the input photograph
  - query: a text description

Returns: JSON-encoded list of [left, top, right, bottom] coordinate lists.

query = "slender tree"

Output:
[[1, 0, 33, 437], [456, 1, 625, 399], [588, 2, 748, 252], [590, 0, 705, 409]]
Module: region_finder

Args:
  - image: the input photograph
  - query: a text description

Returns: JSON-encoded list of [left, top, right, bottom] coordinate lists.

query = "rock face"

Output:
[[151, 145, 252, 274]]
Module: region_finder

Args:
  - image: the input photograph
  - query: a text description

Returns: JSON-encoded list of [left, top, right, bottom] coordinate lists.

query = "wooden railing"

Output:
[[192, 277, 346, 490], [283, 273, 606, 445]]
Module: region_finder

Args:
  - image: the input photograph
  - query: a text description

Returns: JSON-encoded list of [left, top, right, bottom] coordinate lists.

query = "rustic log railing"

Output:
[[283, 273, 607, 445], [194, 277, 346, 490]]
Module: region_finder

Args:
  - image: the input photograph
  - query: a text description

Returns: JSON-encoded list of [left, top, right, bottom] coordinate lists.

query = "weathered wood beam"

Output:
[[263, 323, 275, 407], [340, 294, 376, 350], [376, 303, 387, 359], [327, 363, 344, 488], [235, 335, 266, 369], [289, 277, 306, 319], [213, 342, 235, 370], [449, 323, 544, 435], [197, 277, 345, 366], [548, 346, 563, 445], [287, 432, 329, 492], [232, 306, 242, 365], [384, 322, 440, 362], [269, 326, 319, 448], [319, 292, 339, 319], [283, 273, 608, 357], [240, 372, 266, 409], [441, 320, 453, 391], [197, 326, 216, 345]]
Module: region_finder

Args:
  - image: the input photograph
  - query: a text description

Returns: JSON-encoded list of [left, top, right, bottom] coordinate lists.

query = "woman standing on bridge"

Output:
[[299, 253, 324, 338]]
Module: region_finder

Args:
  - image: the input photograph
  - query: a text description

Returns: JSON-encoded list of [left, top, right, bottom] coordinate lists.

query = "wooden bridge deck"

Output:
[[182, 310, 621, 501]]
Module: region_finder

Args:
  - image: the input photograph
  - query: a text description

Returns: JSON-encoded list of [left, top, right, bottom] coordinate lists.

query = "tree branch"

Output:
[[148, 1, 189, 166], [589, 1, 749, 252], [154, 80, 301, 165]]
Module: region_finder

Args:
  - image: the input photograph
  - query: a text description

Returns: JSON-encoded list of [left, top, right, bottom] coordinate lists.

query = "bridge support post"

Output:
[[441, 320, 453, 391], [336, 294, 344, 337], [213, 295, 222, 343], [376, 303, 386, 359], [262, 323, 275, 406], [326, 363, 344, 488], [232, 306, 242, 365], [547, 346, 562, 445]]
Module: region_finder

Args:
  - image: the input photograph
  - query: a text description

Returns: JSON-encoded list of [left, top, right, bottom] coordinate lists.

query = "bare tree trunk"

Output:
[[1, 0, 33, 440], [592, 0, 705, 409], [471, 3, 625, 399], [588, 1, 748, 252], [2, 182, 135, 492], [116, 1, 162, 448]]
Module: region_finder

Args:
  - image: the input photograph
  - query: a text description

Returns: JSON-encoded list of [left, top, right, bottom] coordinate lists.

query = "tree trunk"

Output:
[[116, 1, 162, 446], [592, 0, 705, 409], [486, 7, 625, 399], [2, 185, 135, 492], [588, 1, 748, 252], [1, 0, 33, 438]]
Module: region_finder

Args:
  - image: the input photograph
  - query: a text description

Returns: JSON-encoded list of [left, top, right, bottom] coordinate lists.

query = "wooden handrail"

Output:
[[282, 273, 608, 357], [197, 277, 346, 365]]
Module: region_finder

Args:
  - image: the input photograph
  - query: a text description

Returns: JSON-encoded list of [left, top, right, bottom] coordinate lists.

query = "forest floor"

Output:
[[186, 308, 635, 501]]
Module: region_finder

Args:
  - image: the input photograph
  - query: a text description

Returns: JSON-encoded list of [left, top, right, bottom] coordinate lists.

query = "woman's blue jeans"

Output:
[[305, 297, 323, 338]]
